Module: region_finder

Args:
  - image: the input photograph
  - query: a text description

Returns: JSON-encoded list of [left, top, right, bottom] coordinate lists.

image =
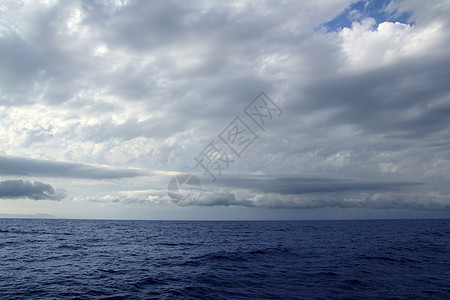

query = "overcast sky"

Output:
[[1, 0, 449, 220]]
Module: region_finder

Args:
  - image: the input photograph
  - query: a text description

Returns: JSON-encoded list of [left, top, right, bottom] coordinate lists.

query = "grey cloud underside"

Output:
[[192, 175, 448, 211], [0, 179, 65, 200], [0, 156, 145, 179], [212, 175, 423, 194], [294, 55, 450, 141], [197, 191, 450, 211]]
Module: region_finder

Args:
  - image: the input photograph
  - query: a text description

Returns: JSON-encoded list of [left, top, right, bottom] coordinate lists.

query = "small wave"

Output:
[[213, 255, 243, 261], [134, 276, 167, 289], [190, 246, 299, 266], [361, 255, 397, 262], [344, 279, 363, 285], [157, 242, 200, 247], [422, 290, 439, 295], [361, 255, 422, 264], [318, 271, 339, 276], [56, 244, 85, 250], [98, 268, 127, 275]]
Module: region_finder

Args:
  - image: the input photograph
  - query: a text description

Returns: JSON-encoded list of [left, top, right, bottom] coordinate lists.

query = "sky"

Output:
[[1, 0, 450, 220]]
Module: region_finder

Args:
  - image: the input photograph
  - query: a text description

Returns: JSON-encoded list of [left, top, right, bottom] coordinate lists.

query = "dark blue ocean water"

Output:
[[0, 219, 449, 299]]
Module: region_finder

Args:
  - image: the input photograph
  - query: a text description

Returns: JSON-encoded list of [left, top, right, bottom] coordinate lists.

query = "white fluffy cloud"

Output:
[[340, 17, 446, 69]]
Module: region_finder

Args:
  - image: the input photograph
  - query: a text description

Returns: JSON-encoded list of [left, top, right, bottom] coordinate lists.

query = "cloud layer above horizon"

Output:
[[1, 0, 449, 217], [0, 179, 65, 201]]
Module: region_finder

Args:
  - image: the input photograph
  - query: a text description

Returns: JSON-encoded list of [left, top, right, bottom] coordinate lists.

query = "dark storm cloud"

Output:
[[0, 179, 65, 200], [0, 156, 145, 179]]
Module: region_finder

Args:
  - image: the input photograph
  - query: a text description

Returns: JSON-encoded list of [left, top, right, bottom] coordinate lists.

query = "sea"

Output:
[[0, 218, 449, 299]]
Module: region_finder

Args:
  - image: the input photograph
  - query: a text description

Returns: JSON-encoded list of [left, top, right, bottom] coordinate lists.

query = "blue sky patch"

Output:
[[324, 0, 413, 31]]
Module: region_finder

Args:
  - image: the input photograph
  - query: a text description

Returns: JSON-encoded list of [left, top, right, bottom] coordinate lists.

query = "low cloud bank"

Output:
[[0, 179, 66, 200]]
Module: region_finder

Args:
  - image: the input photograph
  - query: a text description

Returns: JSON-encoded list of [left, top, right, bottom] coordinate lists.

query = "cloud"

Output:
[[72, 189, 168, 205], [194, 175, 449, 211], [201, 191, 450, 211], [0, 156, 145, 179], [213, 174, 422, 194], [81, 174, 448, 212], [296, 55, 450, 140], [1, 0, 450, 218], [0, 179, 66, 200]]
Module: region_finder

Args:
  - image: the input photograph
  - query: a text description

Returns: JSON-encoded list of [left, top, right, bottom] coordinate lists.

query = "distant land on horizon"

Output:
[[0, 213, 56, 219]]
